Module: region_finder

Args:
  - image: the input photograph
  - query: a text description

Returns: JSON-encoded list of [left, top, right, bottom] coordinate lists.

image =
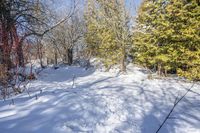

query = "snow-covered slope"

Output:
[[0, 65, 199, 133]]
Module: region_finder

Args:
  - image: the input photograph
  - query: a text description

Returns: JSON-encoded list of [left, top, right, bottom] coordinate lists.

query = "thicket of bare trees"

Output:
[[0, 0, 47, 98], [42, 11, 85, 66], [0, 0, 81, 98]]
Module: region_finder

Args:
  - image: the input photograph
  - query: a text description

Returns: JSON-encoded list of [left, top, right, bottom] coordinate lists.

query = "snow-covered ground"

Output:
[[0, 65, 200, 133]]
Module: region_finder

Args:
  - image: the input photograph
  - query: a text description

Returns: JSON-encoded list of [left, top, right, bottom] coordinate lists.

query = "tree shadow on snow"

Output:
[[0, 68, 200, 133], [38, 66, 95, 83]]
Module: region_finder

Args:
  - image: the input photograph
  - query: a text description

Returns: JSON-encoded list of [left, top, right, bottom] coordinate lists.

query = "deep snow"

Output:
[[0, 65, 200, 133]]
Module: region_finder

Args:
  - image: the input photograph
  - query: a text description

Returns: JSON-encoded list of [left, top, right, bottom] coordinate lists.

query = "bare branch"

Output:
[[156, 83, 195, 133]]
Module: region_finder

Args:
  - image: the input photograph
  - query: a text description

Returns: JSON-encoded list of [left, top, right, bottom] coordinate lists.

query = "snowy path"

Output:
[[0, 66, 200, 133]]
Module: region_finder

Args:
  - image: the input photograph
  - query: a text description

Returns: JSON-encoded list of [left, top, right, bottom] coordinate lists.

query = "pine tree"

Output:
[[85, 0, 131, 72], [133, 0, 200, 80], [84, 0, 100, 57]]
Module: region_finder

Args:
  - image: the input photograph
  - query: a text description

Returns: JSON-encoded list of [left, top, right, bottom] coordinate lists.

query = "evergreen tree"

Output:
[[133, 0, 200, 80], [85, 0, 131, 71]]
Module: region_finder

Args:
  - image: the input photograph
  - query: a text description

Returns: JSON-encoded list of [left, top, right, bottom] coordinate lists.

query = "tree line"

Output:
[[85, 0, 200, 80]]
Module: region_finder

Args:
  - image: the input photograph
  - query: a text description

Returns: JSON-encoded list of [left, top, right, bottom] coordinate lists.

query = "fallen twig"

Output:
[[156, 83, 195, 133]]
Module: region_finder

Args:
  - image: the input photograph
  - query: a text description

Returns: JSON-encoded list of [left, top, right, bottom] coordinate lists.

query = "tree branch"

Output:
[[156, 83, 195, 133]]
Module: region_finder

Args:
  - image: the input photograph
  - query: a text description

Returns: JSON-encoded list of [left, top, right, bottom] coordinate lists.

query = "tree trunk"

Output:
[[17, 44, 24, 67], [120, 46, 126, 72], [2, 42, 11, 66], [54, 50, 58, 66], [67, 48, 73, 65], [37, 42, 44, 68], [12, 25, 24, 67], [63, 50, 68, 64], [0, 46, 3, 63], [46, 58, 48, 65], [158, 63, 162, 76], [164, 69, 167, 77]]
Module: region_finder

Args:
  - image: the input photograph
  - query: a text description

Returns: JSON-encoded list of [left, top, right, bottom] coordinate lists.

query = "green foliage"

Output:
[[85, 0, 131, 71], [133, 0, 200, 80]]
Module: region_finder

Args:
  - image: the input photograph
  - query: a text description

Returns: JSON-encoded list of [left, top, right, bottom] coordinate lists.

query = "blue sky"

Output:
[[52, 0, 142, 16], [126, 0, 142, 15]]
